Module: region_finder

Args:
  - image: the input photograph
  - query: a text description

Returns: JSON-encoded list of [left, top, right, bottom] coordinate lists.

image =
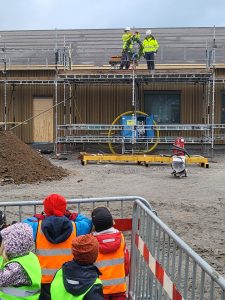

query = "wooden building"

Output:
[[0, 27, 225, 147]]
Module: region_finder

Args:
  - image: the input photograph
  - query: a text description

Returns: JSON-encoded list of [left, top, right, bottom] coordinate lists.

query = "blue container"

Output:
[[121, 116, 134, 137], [120, 114, 155, 138]]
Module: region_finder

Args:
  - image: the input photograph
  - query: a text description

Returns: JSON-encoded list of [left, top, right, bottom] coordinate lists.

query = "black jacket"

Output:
[[41, 216, 73, 244], [62, 260, 104, 300]]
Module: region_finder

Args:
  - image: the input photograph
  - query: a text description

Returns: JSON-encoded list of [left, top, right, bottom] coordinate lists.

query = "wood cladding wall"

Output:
[[1, 72, 225, 143]]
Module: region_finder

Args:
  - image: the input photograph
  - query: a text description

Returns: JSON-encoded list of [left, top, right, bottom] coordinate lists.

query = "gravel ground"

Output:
[[0, 151, 225, 277]]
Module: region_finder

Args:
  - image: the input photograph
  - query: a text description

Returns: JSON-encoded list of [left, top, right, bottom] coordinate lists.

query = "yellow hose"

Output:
[[108, 111, 159, 154]]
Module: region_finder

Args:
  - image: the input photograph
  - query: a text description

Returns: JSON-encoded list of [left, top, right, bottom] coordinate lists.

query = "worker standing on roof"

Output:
[[142, 30, 159, 70], [119, 27, 133, 70], [23, 193, 92, 300], [92, 207, 130, 300]]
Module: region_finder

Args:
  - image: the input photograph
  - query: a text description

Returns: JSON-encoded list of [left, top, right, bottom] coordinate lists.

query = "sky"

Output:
[[0, 0, 225, 31]]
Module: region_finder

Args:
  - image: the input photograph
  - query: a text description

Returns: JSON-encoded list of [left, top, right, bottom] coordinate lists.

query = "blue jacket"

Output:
[[23, 214, 92, 241]]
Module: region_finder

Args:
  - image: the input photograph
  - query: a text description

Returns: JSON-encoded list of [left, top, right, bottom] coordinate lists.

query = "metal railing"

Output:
[[1, 196, 225, 299], [1, 45, 225, 67], [56, 123, 225, 145], [0, 196, 153, 223], [129, 200, 225, 300]]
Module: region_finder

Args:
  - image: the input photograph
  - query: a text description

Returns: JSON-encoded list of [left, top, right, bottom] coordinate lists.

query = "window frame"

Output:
[[144, 90, 181, 124]]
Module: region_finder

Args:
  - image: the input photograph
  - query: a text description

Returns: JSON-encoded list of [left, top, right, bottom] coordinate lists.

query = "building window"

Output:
[[144, 92, 181, 124]]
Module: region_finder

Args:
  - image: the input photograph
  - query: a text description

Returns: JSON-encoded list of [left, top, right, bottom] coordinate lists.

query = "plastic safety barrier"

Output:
[[128, 200, 225, 300]]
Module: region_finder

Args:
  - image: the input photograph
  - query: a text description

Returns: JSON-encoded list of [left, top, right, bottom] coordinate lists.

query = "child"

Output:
[[0, 211, 6, 230], [51, 234, 104, 300], [23, 193, 92, 300], [0, 222, 41, 299], [92, 207, 130, 300]]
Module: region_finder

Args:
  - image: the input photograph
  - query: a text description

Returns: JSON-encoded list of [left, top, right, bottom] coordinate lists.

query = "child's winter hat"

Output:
[[44, 194, 67, 217], [1, 222, 34, 259], [72, 234, 99, 265], [91, 207, 113, 232]]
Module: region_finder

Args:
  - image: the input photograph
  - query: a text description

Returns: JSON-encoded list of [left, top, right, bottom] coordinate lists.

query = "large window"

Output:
[[144, 92, 181, 124]]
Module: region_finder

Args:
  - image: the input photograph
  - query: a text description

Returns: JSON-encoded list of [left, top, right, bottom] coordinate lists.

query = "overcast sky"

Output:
[[0, 0, 225, 31]]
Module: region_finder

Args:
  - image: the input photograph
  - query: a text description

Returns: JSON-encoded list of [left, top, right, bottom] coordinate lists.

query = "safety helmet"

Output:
[[146, 29, 152, 36], [124, 26, 131, 31]]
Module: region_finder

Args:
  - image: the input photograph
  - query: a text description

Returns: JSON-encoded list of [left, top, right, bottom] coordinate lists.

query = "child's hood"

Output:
[[94, 230, 122, 254], [1, 223, 34, 260]]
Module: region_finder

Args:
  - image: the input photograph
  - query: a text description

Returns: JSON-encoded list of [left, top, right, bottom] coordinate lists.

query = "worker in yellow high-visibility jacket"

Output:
[[142, 29, 159, 70], [119, 27, 133, 70]]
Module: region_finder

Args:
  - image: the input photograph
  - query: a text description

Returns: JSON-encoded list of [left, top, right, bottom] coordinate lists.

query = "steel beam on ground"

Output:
[[80, 153, 209, 167]]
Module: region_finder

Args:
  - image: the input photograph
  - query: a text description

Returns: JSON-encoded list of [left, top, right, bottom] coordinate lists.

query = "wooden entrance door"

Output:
[[33, 98, 53, 143]]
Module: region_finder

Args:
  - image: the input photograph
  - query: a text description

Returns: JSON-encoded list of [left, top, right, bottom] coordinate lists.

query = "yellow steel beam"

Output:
[[80, 153, 209, 168]]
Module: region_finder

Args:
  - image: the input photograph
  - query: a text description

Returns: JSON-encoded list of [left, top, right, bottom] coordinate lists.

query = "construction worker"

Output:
[[119, 27, 133, 70], [91, 207, 130, 300], [142, 29, 159, 70], [23, 193, 92, 300], [51, 234, 104, 300], [0, 223, 41, 300], [130, 31, 143, 64]]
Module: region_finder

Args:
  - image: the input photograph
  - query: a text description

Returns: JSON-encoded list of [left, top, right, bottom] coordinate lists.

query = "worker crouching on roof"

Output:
[[0, 223, 41, 300], [92, 207, 130, 300], [142, 29, 159, 70], [51, 234, 104, 300], [23, 193, 92, 300], [119, 27, 133, 70]]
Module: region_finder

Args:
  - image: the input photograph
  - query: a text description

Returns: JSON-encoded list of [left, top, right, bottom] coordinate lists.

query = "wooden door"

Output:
[[33, 98, 53, 143]]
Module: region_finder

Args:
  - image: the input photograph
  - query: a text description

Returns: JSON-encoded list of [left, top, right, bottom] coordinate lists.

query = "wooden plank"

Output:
[[0, 122, 27, 125], [33, 98, 53, 143]]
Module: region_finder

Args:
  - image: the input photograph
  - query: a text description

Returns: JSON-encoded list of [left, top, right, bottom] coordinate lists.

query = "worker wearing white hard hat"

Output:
[[142, 29, 159, 70], [124, 27, 131, 31], [119, 27, 133, 69]]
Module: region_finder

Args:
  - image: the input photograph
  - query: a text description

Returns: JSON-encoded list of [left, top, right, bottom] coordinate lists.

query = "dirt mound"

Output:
[[0, 131, 67, 185]]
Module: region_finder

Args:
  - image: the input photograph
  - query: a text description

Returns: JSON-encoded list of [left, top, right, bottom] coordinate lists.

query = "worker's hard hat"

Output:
[[124, 27, 131, 31], [146, 29, 152, 35]]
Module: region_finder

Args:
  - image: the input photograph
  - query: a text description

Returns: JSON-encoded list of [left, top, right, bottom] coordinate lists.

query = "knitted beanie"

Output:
[[1, 223, 34, 260], [91, 207, 113, 232], [44, 194, 67, 217], [72, 234, 99, 265]]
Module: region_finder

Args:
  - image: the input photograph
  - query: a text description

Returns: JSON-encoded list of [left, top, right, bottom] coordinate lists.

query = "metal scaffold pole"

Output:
[[54, 29, 58, 155], [3, 49, 7, 131], [4, 79, 7, 131], [211, 69, 215, 158], [131, 61, 136, 152], [211, 26, 216, 159], [54, 76, 58, 155]]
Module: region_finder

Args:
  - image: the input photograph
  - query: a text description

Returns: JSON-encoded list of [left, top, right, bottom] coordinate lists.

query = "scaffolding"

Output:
[[0, 41, 225, 157]]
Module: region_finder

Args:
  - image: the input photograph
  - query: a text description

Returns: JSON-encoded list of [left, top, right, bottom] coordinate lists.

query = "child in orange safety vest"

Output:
[[92, 207, 130, 300]]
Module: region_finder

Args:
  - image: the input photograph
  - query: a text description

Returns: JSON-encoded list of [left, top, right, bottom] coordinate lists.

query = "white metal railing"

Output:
[[129, 200, 225, 299]]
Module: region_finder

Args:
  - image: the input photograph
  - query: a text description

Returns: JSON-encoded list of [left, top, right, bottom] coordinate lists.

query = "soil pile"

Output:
[[0, 131, 67, 185]]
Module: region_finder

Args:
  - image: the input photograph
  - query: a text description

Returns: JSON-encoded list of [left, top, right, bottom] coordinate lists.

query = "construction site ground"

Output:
[[0, 149, 225, 277]]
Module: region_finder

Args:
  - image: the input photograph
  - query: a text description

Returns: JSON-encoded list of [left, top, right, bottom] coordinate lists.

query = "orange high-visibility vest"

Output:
[[36, 220, 76, 283], [94, 233, 126, 295]]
